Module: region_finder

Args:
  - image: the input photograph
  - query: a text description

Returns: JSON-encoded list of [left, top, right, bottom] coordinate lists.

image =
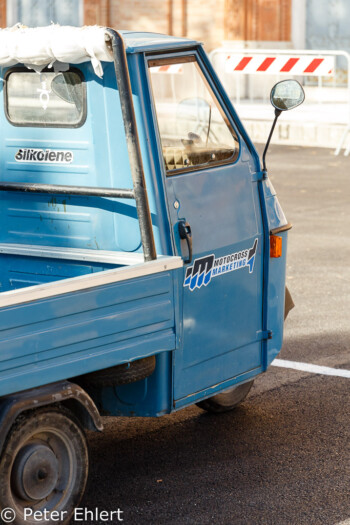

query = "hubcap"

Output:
[[12, 442, 59, 501]]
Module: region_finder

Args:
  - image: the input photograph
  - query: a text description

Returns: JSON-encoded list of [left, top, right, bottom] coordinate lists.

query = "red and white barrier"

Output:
[[210, 47, 350, 154], [150, 64, 183, 74], [224, 54, 335, 76]]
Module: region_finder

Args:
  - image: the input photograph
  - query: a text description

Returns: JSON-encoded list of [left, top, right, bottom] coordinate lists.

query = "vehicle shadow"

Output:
[[79, 370, 350, 525]]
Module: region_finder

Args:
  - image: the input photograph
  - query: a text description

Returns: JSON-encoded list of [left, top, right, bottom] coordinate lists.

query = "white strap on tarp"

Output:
[[0, 24, 113, 77]]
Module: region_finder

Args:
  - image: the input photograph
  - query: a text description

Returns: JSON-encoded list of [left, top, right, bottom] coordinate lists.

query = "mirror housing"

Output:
[[270, 79, 305, 112]]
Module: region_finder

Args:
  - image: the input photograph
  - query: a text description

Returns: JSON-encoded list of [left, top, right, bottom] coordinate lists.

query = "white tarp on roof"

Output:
[[0, 24, 113, 77]]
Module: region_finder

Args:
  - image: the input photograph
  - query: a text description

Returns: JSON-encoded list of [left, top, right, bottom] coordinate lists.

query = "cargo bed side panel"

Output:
[[0, 270, 177, 397]]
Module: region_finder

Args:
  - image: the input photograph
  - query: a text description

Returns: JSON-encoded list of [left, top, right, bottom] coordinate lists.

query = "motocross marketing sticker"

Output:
[[184, 239, 258, 292]]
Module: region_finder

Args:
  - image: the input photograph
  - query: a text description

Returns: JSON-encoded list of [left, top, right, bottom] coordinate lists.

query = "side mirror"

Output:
[[262, 80, 305, 173], [271, 79, 305, 112]]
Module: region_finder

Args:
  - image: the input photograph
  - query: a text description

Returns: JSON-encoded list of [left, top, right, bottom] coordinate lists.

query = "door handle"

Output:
[[178, 220, 192, 264]]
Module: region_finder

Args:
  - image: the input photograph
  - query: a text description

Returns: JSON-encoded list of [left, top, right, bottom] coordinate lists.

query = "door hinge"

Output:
[[251, 170, 267, 182], [256, 330, 273, 341]]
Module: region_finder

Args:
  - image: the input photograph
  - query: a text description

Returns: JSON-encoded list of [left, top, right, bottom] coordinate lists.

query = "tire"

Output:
[[80, 355, 156, 388], [196, 380, 254, 414], [0, 407, 88, 525]]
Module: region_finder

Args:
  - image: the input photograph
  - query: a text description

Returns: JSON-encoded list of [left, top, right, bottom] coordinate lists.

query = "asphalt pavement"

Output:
[[80, 145, 350, 525]]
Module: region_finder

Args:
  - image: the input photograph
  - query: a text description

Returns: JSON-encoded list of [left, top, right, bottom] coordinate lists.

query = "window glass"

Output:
[[6, 70, 85, 127], [149, 56, 239, 173], [7, 0, 83, 27]]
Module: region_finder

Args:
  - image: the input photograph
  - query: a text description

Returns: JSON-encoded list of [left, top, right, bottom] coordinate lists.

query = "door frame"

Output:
[[144, 47, 267, 406], [144, 46, 247, 257]]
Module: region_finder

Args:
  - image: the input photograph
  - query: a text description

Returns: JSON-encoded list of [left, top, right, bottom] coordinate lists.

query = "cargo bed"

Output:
[[0, 252, 182, 396]]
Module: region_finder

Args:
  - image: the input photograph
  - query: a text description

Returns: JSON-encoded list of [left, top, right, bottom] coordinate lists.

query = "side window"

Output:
[[5, 69, 86, 128], [148, 56, 239, 174]]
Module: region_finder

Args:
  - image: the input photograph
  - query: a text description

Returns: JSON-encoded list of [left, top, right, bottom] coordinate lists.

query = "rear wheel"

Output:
[[0, 407, 88, 525], [196, 380, 254, 414]]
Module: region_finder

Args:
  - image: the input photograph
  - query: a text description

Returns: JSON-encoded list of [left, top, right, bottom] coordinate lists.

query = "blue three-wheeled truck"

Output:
[[0, 25, 304, 524]]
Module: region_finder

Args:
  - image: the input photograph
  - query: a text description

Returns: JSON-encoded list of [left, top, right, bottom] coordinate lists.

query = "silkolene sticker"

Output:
[[15, 148, 73, 164], [184, 239, 258, 292]]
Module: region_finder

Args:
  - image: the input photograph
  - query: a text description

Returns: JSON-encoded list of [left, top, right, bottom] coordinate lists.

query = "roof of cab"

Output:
[[0, 26, 199, 76], [119, 30, 200, 53]]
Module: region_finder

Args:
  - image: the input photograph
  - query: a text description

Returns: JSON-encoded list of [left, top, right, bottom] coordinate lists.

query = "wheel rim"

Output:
[[12, 441, 59, 501], [10, 426, 78, 519]]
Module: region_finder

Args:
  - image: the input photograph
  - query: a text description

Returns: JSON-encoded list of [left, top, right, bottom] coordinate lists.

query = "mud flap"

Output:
[[284, 285, 295, 320]]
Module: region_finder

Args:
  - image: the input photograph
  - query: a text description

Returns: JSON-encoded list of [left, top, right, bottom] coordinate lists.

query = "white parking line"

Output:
[[271, 359, 350, 378], [334, 520, 350, 525]]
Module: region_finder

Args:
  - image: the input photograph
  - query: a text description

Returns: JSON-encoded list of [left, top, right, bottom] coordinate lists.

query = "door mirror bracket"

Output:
[[262, 80, 305, 173]]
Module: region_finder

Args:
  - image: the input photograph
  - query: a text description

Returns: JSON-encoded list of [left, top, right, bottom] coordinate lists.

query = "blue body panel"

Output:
[[0, 60, 165, 292], [263, 180, 289, 367], [0, 32, 289, 417], [0, 270, 179, 397], [166, 139, 264, 402], [94, 351, 174, 417]]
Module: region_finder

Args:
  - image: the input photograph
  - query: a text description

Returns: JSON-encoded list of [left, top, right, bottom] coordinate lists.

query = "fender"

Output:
[[0, 381, 103, 456]]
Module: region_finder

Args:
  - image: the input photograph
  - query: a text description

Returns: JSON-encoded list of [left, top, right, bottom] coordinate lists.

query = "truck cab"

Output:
[[0, 26, 294, 524]]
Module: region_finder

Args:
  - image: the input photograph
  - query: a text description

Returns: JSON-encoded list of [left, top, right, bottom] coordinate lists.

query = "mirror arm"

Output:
[[262, 108, 282, 173]]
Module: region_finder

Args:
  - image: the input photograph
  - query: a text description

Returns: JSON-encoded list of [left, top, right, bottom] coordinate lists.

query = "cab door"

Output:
[[148, 53, 264, 403]]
